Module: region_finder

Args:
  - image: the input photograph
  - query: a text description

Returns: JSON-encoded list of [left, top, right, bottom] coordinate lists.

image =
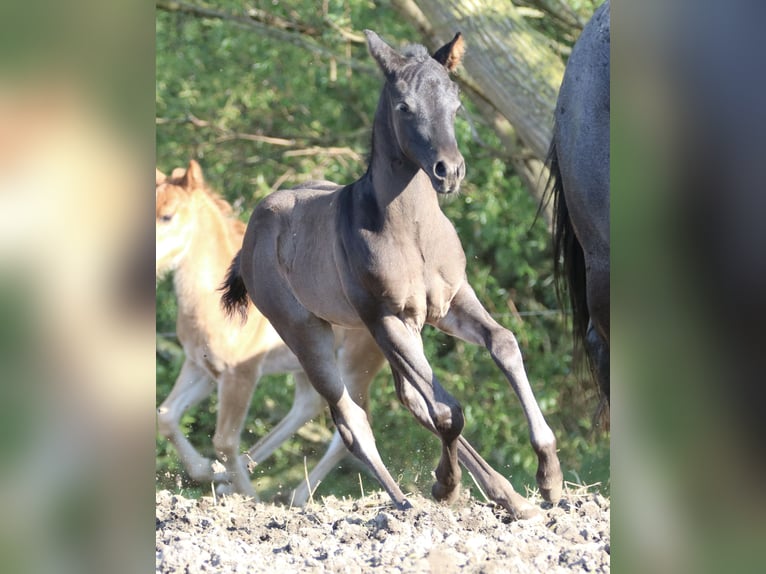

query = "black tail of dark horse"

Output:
[[220, 250, 250, 323], [545, 141, 593, 389]]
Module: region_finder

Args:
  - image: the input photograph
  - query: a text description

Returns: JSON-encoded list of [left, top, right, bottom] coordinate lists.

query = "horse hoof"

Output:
[[539, 481, 563, 505], [395, 498, 413, 511], [431, 482, 460, 504], [514, 505, 543, 522], [536, 464, 563, 504], [215, 482, 236, 496]]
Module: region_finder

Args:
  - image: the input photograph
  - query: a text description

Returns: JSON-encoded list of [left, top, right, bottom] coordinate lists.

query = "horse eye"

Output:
[[160, 213, 174, 222], [395, 102, 411, 114]]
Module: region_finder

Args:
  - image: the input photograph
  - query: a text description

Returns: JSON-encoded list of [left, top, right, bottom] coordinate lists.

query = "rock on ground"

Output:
[[156, 488, 610, 573]]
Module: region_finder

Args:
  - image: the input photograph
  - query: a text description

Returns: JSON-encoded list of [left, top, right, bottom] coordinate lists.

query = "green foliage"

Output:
[[156, 0, 608, 502]]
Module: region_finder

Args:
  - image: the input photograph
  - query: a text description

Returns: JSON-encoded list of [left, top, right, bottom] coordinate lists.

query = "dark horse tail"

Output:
[[220, 250, 250, 323], [544, 139, 603, 402], [545, 140, 589, 356], [545, 141, 609, 427]]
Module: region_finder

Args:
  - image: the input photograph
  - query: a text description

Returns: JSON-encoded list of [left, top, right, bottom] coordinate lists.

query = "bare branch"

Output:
[[156, 0, 377, 75], [245, 7, 321, 37], [156, 115, 297, 146], [323, 18, 366, 44], [156, 114, 366, 167], [283, 146, 363, 162]]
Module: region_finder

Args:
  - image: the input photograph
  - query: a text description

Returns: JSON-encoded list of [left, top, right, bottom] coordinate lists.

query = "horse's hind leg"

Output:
[[157, 359, 216, 483], [586, 261, 610, 403], [292, 329, 385, 505], [585, 321, 610, 406], [253, 302, 411, 509], [212, 364, 260, 497], [336, 328, 386, 414], [436, 283, 563, 504]]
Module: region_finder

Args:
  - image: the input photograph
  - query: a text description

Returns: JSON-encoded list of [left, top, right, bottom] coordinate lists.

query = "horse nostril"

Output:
[[434, 161, 447, 179]]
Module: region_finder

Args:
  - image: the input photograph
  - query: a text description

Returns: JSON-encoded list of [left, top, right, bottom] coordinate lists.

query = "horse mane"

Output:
[[207, 189, 247, 235], [166, 170, 246, 234], [401, 44, 429, 61]]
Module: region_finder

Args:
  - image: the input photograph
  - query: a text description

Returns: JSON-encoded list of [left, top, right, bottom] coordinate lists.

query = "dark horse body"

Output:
[[223, 31, 562, 518], [548, 1, 610, 404]]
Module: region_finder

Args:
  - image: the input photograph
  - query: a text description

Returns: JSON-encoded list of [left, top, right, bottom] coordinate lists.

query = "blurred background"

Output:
[[1, 1, 764, 573]]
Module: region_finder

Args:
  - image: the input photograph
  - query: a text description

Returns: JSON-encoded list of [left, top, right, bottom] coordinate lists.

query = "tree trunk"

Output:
[[392, 0, 574, 225], [394, 0, 565, 161]]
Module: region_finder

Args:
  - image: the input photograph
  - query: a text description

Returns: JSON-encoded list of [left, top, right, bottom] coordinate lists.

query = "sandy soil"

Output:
[[156, 486, 609, 573]]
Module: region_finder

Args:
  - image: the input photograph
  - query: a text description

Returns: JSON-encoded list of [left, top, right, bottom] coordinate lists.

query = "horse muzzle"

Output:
[[431, 154, 465, 194]]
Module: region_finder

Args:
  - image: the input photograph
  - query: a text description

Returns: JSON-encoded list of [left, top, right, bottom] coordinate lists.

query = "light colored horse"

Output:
[[222, 31, 562, 519], [156, 160, 384, 502]]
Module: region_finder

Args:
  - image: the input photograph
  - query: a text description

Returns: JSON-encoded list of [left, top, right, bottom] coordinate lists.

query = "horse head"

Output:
[[155, 159, 205, 277], [365, 30, 466, 195]]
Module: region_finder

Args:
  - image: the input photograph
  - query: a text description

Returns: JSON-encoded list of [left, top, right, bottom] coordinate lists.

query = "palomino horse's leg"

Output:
[[292, 330, 385, 506], [292, 431, 346, 506], [239, 371, 325, 473], [156, 359, 217, 482], [436, 283, 563, 504], [366, 315, 465, 504], [212, 364, 261, 497]]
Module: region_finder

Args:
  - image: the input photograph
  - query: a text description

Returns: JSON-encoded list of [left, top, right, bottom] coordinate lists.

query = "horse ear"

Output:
[[156, 168, 166, 186], [170, 167, 186, 180], [365, 30, 405, 78], [183, 159, 205, 189], [432, 33, 465, 72]]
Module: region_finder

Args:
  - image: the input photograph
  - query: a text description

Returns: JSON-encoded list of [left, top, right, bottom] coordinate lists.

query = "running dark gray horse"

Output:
[[222, 30, 562, 519], [547, 1, 610, 406]]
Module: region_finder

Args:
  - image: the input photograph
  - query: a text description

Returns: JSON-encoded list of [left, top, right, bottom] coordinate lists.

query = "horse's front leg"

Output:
[[369, 315, 464, 504], [436, 283, 563, 504], [156, 359, 217, 482]]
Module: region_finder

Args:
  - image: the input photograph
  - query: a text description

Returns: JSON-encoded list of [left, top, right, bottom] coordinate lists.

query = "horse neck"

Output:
[[173, 190, 242, 321], [364, 91, 441, 224]]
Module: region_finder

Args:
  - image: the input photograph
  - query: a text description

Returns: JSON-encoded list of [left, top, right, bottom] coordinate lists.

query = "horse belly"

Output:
[[292, 276, 365, 329], [284, 233, 364, 329]]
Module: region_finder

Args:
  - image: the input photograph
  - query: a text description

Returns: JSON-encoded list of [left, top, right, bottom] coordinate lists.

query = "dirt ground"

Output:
[[156, 485, 609, 573]]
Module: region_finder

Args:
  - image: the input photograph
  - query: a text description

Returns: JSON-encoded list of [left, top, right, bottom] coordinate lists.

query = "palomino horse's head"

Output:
[[365, 30, 466, 195], [155, 159, 205, 277]]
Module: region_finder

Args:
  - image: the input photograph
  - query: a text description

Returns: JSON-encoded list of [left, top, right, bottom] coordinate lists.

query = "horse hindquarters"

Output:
[[239, 215, 413, 509]]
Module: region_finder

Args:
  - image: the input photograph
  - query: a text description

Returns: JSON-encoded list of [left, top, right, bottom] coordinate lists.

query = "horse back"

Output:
[[553, 0, 610, 252], [241, 181, 364, 328]]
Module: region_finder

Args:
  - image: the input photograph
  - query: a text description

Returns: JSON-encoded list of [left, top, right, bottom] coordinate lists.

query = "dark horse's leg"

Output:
[[389, 369, 541, 519], [274, 318, 411, 510], [245, 273, 411, 510], [436, 283, 563, 504], [586, 321, 610, 404], [367, 315, 464, 504]]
